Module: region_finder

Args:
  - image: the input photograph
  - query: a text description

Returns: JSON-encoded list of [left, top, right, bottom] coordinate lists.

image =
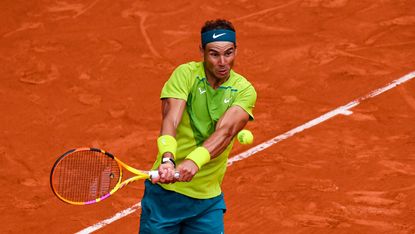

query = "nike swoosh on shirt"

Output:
[[212, 33, 226, 39]]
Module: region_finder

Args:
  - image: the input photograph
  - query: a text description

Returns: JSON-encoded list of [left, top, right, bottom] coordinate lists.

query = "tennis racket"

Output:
[[50, 147, 178, 205]]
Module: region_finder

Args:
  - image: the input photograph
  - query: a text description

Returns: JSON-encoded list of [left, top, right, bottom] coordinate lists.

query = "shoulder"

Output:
[[174, 61, 203, 74], [169, 62, 204, 85], [229, 70, 256, 93], [228, 71, 257, 120], [162, 62, 202, 99]]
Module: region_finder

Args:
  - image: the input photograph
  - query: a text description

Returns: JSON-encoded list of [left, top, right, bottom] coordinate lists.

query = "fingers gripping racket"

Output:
[[50, 147, 178, 205]]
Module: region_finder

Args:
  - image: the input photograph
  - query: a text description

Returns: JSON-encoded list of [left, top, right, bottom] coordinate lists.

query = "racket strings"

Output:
[[52, 150, 120, 203]]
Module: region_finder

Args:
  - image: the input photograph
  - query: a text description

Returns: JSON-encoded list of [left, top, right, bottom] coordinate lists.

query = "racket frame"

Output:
[[50, 147, 151, 205]]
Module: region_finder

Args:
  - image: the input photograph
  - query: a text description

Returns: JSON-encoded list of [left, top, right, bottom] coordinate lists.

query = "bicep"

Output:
[[215, 105, 250, 136], [161, 98, 186, 117]]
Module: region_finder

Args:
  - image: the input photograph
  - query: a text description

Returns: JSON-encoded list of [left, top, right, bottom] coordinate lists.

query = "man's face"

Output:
[[201, 41, 237, 81]]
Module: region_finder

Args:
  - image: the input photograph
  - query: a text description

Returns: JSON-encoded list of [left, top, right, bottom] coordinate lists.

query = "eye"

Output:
[[225, 51, 234, 56], [209, 52, 219, 57]]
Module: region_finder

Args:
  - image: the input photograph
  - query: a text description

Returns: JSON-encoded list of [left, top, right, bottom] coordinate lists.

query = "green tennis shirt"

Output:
[[152, 61, 257, 199]]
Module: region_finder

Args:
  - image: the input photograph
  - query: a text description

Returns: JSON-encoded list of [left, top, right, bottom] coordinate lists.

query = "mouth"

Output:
[[217, 69, 228, 76]]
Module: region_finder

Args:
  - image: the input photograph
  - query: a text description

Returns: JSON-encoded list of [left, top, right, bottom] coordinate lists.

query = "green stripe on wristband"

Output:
[[186, 147, 210, 169]]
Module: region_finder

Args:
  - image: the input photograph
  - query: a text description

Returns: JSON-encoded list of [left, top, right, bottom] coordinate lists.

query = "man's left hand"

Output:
[[176, 159, 199, 182]]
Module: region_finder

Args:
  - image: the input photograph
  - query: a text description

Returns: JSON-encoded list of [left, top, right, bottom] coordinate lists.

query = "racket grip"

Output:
[[149, 170, 180, 180]]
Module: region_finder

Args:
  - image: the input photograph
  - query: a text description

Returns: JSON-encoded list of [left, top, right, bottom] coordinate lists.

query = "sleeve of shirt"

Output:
[[232, 84, 257, 120], [160, 64, 193, 101]]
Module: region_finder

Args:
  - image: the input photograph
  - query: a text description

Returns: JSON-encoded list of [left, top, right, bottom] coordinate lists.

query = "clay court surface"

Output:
[[1, 0, 415, 233]]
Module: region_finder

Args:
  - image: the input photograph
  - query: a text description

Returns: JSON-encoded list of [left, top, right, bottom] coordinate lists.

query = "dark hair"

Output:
[[201, 19, 235, 33]]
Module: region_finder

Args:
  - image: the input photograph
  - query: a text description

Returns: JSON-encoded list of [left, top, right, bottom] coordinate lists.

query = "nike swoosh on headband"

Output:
[[212, 33, 226, 39]]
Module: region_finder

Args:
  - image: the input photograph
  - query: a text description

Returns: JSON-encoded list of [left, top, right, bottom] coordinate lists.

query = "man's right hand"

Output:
[[152, 157, 176, 184]]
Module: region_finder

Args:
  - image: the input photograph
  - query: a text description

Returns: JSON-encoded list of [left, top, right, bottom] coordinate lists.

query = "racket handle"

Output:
[[149, 170, 180, 180]]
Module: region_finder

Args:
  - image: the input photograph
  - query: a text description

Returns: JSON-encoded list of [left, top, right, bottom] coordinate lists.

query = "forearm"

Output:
[[160, 116, 178, 137], [158, 98, 186, 159], [202, 105, 249, 159], [202, 127, 235, 158], [154, 98, 186, 183]]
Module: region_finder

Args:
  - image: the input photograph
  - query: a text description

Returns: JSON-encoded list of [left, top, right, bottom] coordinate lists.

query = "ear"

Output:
[[199, 45, 204, 57]]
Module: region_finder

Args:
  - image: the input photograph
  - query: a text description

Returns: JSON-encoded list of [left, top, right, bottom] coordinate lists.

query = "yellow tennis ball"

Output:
[[237, 129, 253, 144]]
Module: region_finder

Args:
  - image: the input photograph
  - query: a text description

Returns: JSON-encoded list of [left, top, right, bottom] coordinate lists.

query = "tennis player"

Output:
[[139, 19, 257, 234]]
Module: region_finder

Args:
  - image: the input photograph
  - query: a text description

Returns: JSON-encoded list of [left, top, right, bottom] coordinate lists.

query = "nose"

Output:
[[218, 55, 226, 65]]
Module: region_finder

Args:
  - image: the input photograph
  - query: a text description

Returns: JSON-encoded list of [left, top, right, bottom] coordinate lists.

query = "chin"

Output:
[[216, 75, 227, 80]]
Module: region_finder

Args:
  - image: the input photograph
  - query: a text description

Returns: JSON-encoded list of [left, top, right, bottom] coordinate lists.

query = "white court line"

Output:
[[76, 71, 415, 234]]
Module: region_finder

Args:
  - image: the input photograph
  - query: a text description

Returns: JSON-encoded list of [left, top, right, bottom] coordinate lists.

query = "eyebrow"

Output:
[[208, 47, 235, 53]]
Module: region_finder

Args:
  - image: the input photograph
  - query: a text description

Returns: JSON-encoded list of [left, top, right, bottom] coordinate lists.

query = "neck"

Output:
[[207, 76, 228, 89], [204, 67, 230, 89]]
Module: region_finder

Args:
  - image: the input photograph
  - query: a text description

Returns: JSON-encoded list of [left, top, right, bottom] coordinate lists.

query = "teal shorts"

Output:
[[139, 180, 226, 234]]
